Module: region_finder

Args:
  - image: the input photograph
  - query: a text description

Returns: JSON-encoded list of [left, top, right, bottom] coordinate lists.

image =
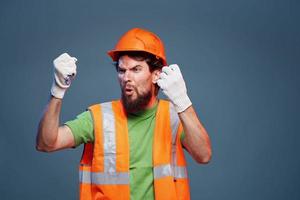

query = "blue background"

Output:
[[0, 0, 299, 199]]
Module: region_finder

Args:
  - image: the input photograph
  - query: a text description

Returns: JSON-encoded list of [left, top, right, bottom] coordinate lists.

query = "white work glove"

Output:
[[50, 53, 77, 99], [157, 64, 192, 113]]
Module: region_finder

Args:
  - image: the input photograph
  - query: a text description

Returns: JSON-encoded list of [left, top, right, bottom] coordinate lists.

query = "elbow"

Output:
[[198, 154, 212, 164], [36, 143, 49, 152], [36, 144, 55, 153], [36, 143, 46, 152], [36, 145, 45, 152], [35, 130, 57, 153], [36, 134, 45, 152], [195, 149, 212, 164], [196, 155, 212, 164], [35, 138, 56, 153]]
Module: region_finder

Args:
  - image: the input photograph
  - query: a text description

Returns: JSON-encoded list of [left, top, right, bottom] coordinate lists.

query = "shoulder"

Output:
[[87, 99, 120, 110], [158, 99, 176, 112], [158, 98, 170, 104], [87, 99, 123, 117]]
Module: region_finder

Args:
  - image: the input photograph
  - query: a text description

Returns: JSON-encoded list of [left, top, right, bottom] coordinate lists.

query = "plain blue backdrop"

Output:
[[0, 0, 299, 199]]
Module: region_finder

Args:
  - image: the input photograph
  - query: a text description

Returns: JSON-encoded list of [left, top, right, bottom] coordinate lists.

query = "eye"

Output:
[[132, 66, 142, 72], [118, 68, 125, 74]]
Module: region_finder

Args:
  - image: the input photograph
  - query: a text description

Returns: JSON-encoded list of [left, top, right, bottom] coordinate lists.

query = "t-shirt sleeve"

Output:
[[178, 121, 185, 143], [64, 110, 94, 147], [180, 131, 185, 142]]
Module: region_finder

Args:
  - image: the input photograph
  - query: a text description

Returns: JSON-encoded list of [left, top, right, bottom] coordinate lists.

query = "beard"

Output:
[[121, 86, 153, 114]]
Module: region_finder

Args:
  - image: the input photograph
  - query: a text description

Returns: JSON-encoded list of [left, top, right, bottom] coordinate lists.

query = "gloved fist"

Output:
[[50, 53, 77, 99], [157, 64, 192, 113]]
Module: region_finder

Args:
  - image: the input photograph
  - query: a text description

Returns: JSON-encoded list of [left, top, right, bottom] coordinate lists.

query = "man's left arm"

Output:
[[179, 106, 212, 164], [157, 64, 212, 164]]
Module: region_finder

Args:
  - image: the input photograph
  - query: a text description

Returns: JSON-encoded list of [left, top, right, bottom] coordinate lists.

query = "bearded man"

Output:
[[36, 27, 212, 200]]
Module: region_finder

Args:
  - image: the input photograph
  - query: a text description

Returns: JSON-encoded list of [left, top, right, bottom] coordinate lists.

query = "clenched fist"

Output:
[[157, 64, 192, 113], [51, 53, 77, 99]]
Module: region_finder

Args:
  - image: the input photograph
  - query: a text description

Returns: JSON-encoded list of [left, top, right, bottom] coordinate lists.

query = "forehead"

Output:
[[118, 55, 149, 69]]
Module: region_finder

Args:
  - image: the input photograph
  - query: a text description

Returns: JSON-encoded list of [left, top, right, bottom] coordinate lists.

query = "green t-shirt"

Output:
[[65, 102, 185, 200]]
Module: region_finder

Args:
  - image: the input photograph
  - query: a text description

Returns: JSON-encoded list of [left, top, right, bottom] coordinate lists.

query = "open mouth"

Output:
[[124, 87, 134, 95]]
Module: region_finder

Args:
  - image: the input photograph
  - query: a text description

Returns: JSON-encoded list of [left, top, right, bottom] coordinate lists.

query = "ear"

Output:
[[152, 69, 161, 84]]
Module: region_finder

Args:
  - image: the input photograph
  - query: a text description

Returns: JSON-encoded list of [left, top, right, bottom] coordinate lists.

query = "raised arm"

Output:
[[36, 97, 75, 152], [36, 53, 78, 152]]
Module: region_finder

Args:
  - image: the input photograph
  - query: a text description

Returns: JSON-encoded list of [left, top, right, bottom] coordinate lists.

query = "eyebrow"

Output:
[[132, 65, 143, 69], [118, 64, 143, 70]]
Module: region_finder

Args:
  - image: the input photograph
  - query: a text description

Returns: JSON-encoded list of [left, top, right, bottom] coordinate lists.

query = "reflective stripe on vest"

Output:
[[79, 102, 130, 185], [154, 164, 187, 179], [153, 102, 188, 180], [79, 170, 129, 185], [102, 102, 117, 174]]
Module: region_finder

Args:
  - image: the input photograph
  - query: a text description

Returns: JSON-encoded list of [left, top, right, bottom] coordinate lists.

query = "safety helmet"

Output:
[[107, 28, 167, 65]]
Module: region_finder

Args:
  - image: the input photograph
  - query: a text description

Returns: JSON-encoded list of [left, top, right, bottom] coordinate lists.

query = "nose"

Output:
[[123, 70, 132, 82]]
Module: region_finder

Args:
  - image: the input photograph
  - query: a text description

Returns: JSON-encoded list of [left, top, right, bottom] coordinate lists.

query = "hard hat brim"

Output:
[[107, 49, 167, 66]]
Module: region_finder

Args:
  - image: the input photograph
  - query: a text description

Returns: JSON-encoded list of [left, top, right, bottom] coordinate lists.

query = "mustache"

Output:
[[122, 84, 136, 91], [124, 83, 134, 88]]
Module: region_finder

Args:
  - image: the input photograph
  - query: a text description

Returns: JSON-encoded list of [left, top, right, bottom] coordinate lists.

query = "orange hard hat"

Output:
[[107, 28, 167, 65]]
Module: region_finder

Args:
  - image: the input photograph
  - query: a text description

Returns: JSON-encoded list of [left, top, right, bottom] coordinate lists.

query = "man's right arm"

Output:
[[36, 96, 75, 152], [36, 53, 78, 152]]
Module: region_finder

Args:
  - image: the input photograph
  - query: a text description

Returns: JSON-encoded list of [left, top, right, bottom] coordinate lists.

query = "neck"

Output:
[[145, 96, 158, 109]]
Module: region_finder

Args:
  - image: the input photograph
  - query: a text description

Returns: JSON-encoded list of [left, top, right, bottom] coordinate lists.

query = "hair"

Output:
[[113, 51, 164, 96], [113, 51, 164, 72]]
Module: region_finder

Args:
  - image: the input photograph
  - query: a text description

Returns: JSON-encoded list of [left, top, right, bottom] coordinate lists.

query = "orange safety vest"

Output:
[[79, 99, 190, 200]]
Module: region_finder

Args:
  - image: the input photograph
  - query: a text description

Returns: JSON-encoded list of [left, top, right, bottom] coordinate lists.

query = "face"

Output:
[[117, 55, 159, 113]]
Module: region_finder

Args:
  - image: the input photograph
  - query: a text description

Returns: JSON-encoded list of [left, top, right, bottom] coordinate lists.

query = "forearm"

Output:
[[36, 96, 62, 151], [179, 106, 212, 164]]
